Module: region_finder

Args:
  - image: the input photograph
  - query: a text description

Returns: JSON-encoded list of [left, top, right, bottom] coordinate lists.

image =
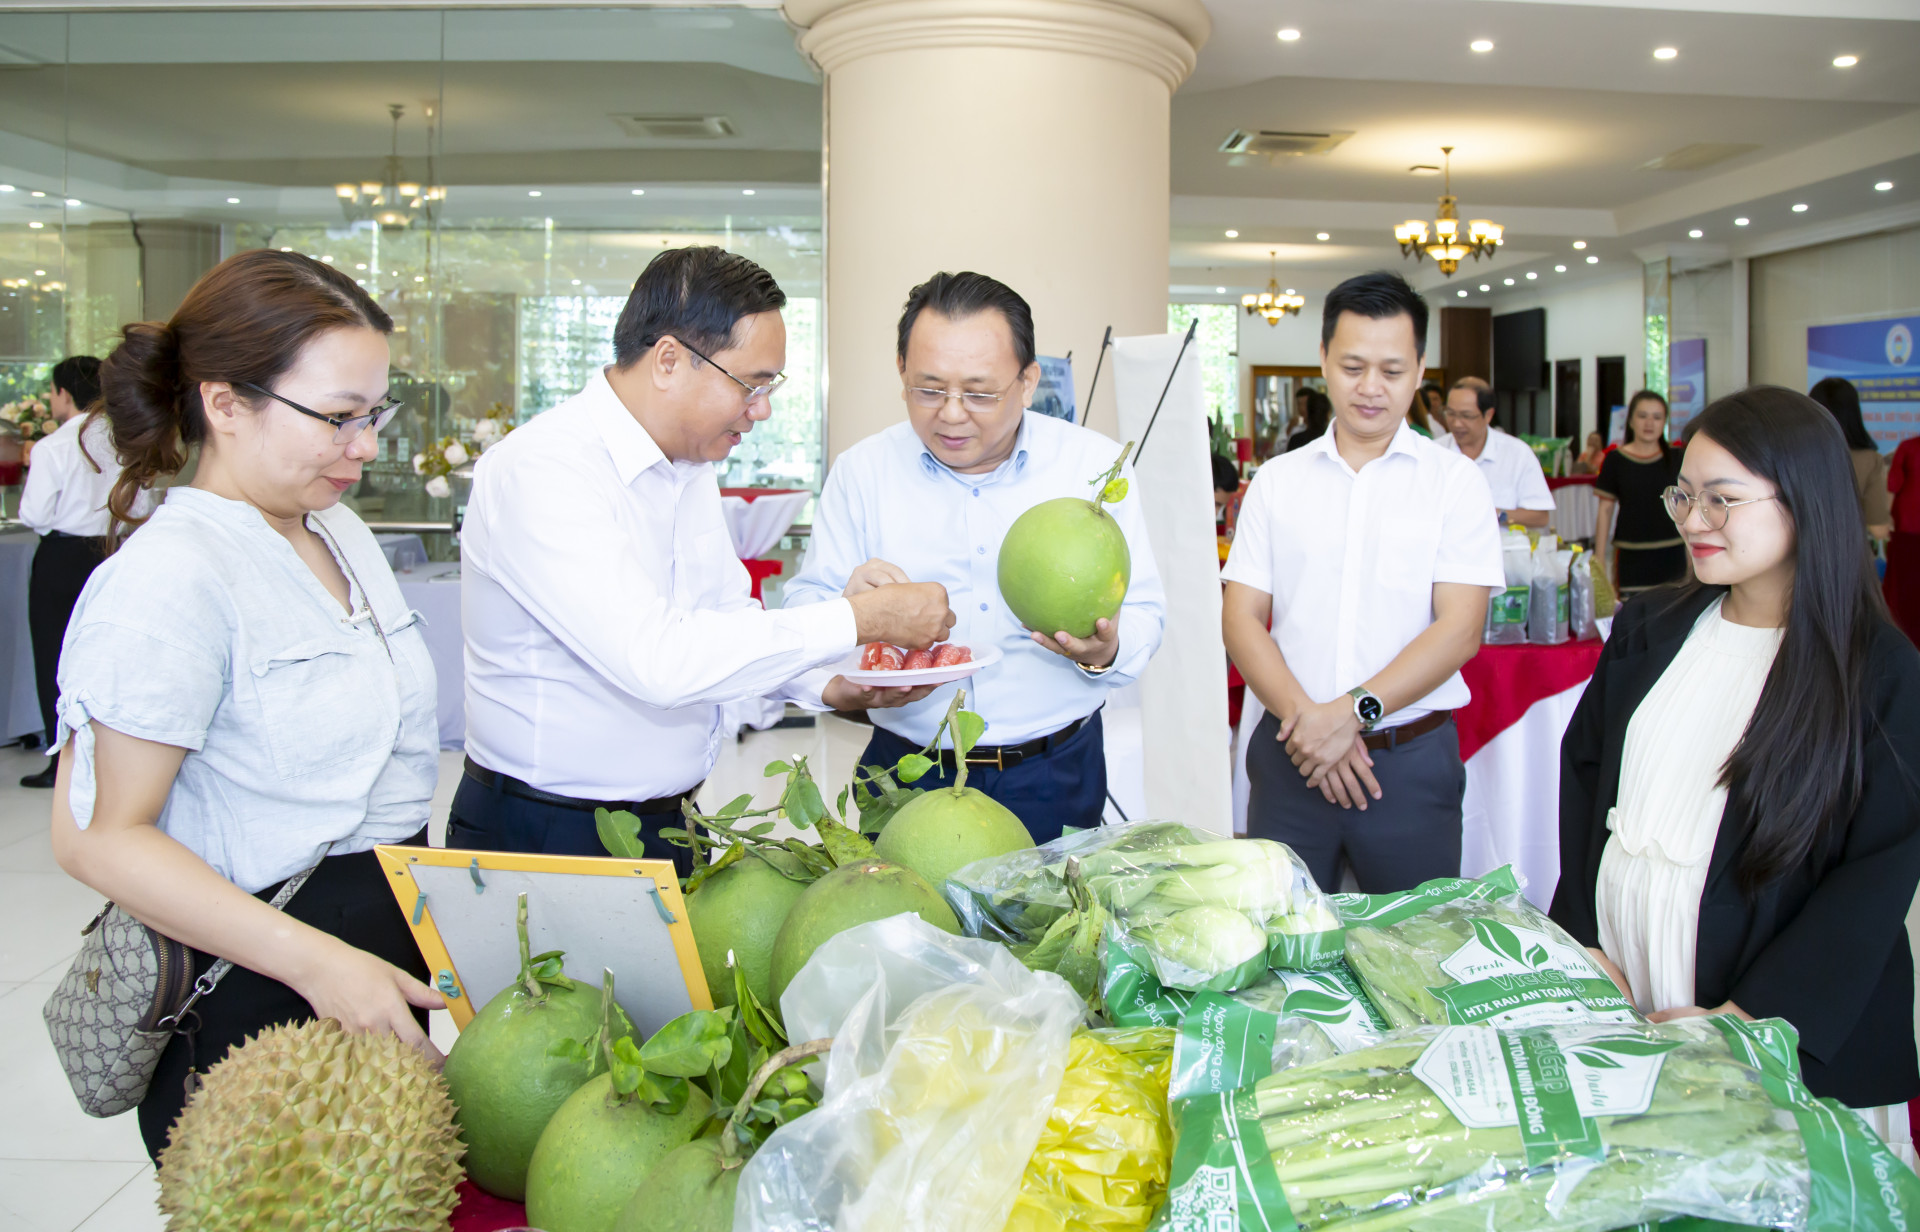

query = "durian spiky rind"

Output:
[[157, 1018, 463, 1231]]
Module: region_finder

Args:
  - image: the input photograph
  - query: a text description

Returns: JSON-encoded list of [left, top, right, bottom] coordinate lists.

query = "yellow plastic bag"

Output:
[[1004, 1027, 1175, 1232]]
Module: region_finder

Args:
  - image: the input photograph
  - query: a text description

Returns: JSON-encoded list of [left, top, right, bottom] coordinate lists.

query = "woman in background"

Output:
[[1573, 430, 1606, 475], [1808, 376, 1891, 540], [1594, 390, 1685, 594], [1285, 389, 1332, 453], [1555, 386, 1920, 1147], [1411, 381, 1443, 437]]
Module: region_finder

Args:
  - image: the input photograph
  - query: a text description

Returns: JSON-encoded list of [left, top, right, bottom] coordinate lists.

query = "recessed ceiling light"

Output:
[[1586, 255, 1599, 263], [65, 198, 80, 206], [414, 274, 426, 282], [30, 190, 45, 197], [528, 190, 542, 197], [279, 246, 293, 252], [1480, 284, 1491, 291], [1503, 277, 1515, 285], [1277, 27, 1300, 41], [1215, 286, 1226, 294], [355, 263, 368, 271], [320, 255, 333, 263], [1284, 287, 1296, 295], [1792, 203, 1809, 212], [0, 184, 13, 192], [28, 221, 43, 229], [1875, 180, 1894, 191], [1555, 265, 1566, 272], [742, 189, 756, 196], [1526, 271, 1538, 280], [1225, 229, 1239, 238], [1653, 46, 1678, 60], [33, 269, 45, 276], [1457, 290, 1468, 298], [571, 278, 582, 285], [1833, 54, 1858, 68], [1688, 229, 1704, 238], [631, 188, 646, 196], [1572, 240, 1587, 250], [1734, 216, 1750, 226], [1470, 38, 1494, 52], [226, 197, 239, 204], [1316, 232, 1330, 241]]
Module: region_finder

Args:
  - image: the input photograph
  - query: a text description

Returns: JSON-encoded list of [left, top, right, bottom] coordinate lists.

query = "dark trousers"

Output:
[[1245, 710, 1464, 894], [28, 532, 103, 747], [858, 710, 1107, 847], [138, 833, 430, 1163], [445, 766, 695, 879]]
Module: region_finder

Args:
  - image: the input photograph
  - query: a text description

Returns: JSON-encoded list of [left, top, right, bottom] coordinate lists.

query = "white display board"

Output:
[[1112, 333, 1232, 834]]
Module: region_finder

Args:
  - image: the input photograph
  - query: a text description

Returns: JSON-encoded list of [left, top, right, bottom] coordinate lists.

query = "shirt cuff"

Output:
[[1432, 565, 1506, 587], [776, 667, 838, 712], [1103, 606, 1158, 686], [1520, 496, 1558, 511], [777, 595, 860, 662]]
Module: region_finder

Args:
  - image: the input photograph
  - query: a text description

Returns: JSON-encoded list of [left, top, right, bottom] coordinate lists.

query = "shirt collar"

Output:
[[913, 410, 1034, 486], [585, 366, 673, 486], [1311, 416, 1423, 473]]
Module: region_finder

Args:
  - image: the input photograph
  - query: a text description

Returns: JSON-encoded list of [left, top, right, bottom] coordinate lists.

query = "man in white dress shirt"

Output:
[[1435, 376, 1554, 528], [20, 357, 152, 788], [453, 247, 954, 865], [1222, 272, 1503, 893], [783, 272, 1165, 842]]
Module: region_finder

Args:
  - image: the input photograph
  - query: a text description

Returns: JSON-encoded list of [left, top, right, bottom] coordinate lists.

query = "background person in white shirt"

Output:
[[784, 272, 1166, 842], [19, 356, 153, 788], [1222, 271, 1503, 893], [1435, 376, 1554, 528], [455, 247, 954, 865]]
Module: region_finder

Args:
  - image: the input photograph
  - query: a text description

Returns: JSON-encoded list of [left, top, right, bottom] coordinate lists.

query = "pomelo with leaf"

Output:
[[998, 441, 1134, 639], [873, 691, 1033, 889]]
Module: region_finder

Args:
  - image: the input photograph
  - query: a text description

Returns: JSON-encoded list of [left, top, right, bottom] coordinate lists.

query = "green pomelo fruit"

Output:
[[688, 854, 809, 1009], [768, 859, 961, 1004], [874, 787, 1033, 890], [443, 975, 612, 1200], [996, 496, 1131, 639], [610, 1137, 740, 1232], [524, 1074, 712, 1232]]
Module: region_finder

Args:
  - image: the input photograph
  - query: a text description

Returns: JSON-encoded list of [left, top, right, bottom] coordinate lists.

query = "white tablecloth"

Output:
[[0, 530, 39, 742], [1459, 681, 1590, 909], [719, 490, 810, 560], [395, 560, 465, 750], [1550, 483, 1600, 543], [376, 533, 429, 571]]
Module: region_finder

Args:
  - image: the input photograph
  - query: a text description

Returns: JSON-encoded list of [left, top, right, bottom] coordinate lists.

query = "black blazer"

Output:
[[1551, 585, 1920, 1107]]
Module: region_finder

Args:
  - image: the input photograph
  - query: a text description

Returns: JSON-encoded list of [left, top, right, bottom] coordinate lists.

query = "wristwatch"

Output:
[[1348, 686, 1385, 732]]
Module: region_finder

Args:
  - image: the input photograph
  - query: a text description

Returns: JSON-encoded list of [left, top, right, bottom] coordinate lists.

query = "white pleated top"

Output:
[[1597, 597, 1783, 1014]]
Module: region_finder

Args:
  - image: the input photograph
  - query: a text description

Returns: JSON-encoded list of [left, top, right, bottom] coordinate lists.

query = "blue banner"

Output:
[[1032, 356, 1076, 424], [1808, 316, 1920, 451], [1670, 338, 1706, 436]]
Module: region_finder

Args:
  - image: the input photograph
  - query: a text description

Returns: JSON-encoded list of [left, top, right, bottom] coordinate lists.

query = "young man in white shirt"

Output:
[[1222, 272, 1504, 893], [783, 272, 1165, 842], [1435, 376, 1555, 528], [19, 356, 152, 788], [454, 247, 955, 865]]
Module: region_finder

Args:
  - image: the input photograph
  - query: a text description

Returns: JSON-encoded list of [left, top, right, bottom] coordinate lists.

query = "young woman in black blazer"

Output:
[[1552, 386, 1920, 1115]]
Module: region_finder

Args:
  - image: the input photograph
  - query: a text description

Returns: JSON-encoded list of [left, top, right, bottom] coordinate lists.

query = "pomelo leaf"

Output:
[[716, 792, 756, 819], [1102, 477, 1129, 504], [952, 711, 987, 761], [763, 760, 792, 777], [746, 821, 777, 837], [548, 1036, 593, 1066], [748, 845, 815, 884], [780, 772, 827, 830], [595, 807, 648, 860], [640, 1008, 735, 1078], [733, 963, 787, 1051], [895, 753, 934, 784], [816, 816, 877, 867]]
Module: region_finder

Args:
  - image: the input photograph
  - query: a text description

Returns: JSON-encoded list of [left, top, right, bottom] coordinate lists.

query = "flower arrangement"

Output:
[[412, 402, 515, 499], [1, 396, 57, 448]]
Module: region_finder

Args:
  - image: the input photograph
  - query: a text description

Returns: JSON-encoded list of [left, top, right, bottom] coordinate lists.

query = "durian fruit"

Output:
[[157, 1017, 463, 1231]]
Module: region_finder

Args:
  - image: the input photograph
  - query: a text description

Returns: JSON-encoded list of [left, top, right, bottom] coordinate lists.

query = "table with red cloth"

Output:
[[719, 486, 809, 603], [1456, 638, 1605, 909]]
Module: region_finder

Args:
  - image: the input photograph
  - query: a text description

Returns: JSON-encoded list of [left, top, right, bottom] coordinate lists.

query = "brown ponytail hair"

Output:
[[98, 249, 392, 545]]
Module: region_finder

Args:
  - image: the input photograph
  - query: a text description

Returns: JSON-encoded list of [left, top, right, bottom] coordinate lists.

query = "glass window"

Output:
[[1168, 302, 1240, 441]]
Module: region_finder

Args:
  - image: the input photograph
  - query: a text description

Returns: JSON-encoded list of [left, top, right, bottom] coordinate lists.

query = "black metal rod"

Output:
[[1131, 317, 1199, 466], [1082, 326, 1113, 426]]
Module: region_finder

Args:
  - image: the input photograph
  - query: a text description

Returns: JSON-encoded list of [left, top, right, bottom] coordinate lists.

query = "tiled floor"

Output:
[[0, 710, 989, 1230]]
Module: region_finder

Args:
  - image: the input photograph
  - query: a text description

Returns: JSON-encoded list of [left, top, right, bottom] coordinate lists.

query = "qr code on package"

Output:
[[1163, 1163, 1240, 1232]]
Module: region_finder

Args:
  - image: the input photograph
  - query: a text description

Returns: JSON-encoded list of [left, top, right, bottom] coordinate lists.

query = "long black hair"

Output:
[[1301, 389, 1332, 437], [1807, 376, 1876, 452], [1675, 386, 1886, 892]]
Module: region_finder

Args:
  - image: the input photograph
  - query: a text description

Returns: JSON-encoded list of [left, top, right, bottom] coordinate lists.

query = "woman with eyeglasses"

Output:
[[45, 249, 442, 1162], [1593, 390, 1686, 595], [1553, 386, 1920, 1132]]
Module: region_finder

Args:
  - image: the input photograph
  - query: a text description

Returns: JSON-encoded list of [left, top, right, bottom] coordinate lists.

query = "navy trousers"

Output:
[[445, 768, 695, 879], [857, 710, 1107, 847]]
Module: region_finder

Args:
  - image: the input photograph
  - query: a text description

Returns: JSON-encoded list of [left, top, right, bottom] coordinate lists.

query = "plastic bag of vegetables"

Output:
[[1165, 968, 1387, 1103], [736, 913, 1085, 1232], [1005, 1026, 1176, 1232], [1337, 866, 1637, 1029], [1153, 1014, 1920, 1232], [947, 821, 1342, 993]]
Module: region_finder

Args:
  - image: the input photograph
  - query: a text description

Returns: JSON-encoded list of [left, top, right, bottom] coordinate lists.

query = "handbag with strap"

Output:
[[43, 858, 323, 1118]]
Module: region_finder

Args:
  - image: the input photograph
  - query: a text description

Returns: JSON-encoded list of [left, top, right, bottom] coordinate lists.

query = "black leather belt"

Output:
[[1360, 710, 1451, 752], [926, 714, 1091, 772], [463, 757, 696, 816]]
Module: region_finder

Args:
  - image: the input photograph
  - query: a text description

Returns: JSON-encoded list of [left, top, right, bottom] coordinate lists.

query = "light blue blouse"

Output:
[[56, 487, 439, 893]]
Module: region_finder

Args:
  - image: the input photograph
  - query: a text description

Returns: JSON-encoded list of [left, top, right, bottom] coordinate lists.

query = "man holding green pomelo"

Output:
[[784, 271, 1167, 842]]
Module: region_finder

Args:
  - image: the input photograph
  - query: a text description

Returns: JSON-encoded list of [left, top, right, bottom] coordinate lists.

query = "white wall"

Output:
[[1479, 271, 1644, 440], [1671, 262, 1739, 406], [1751, 225, 1920, 392]]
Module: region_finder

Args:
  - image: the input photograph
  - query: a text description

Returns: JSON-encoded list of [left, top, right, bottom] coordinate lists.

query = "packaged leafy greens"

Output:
[[948, 821, 1342, 994], [1158, 967, 1389, 1101], [1153, 1015, 1920, 1232], [1336, 866, 1637, 1029]]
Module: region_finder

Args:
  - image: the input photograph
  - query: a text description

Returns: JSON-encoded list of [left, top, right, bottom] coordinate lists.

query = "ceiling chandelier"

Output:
[[1393, 146, 1502, 276], [336, 104, 444, 230], [1242, 250, 1305, 324]]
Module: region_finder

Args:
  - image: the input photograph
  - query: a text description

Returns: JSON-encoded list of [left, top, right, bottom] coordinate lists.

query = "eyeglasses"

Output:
[[906, 373, 1022, 412], [678, 338, 787, 407], [238, 382, 403, 444], [1662, 485, 1777, 530]]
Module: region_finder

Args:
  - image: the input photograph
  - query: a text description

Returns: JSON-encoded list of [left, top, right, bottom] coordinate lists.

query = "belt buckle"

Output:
[[965, 747, 1004, 771]]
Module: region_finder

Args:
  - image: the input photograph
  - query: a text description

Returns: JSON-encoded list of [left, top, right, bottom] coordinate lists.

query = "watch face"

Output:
[[1357, 695, 1384, 723]]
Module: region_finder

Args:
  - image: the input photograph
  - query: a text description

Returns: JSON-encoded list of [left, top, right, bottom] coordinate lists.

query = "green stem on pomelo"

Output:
[[1091, 441, 1134, 513], [516, 893, 542, 1003], [721, 1038, 834, 1165], [598, 968, 620, 1075]]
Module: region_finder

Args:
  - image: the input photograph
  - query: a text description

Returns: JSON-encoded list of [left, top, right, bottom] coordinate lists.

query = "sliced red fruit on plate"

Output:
[[901, 647, 936, 670], [932, 643, 973, 666]]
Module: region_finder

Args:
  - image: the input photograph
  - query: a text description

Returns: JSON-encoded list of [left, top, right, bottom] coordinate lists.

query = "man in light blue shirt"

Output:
[[784, 272, 1165, 841]]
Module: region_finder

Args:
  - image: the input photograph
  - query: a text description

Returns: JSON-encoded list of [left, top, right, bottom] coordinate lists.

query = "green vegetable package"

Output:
[[1336, 867, 1637, 1029], [1153, 1014, 1920, 1232], [947, 821, 1342, 994]]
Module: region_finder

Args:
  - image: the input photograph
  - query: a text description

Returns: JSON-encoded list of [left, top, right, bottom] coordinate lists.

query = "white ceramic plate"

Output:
[[830, 642, 1003, 688]]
